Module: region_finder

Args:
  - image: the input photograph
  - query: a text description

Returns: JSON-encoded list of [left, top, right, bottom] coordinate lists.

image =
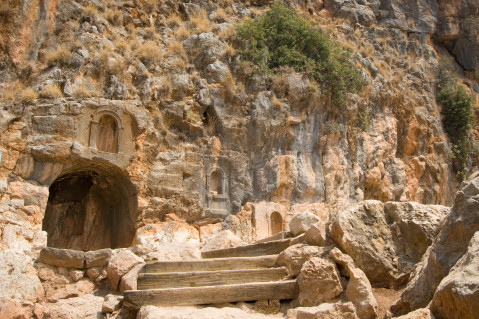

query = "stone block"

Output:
[[38, 247, 85, 268]]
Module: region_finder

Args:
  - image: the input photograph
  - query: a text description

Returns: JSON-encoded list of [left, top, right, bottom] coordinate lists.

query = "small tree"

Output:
[[235, 3, 363, 106], [438, 85, 474, 178]]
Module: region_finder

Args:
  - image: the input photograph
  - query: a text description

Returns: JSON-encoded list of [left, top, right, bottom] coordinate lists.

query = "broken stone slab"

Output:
[[106, 250, 144, 290], [289, 212, 321, 236], [85, 248, 112, 268], [38, 247, 85, 269]]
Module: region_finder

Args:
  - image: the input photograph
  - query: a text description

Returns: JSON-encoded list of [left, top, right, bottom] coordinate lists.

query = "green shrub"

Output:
[[234, 3, 363, 106], [438, 85, 474, 178]]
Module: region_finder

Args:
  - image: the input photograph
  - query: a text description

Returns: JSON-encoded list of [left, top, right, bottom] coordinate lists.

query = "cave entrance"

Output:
[[42, 165, 137, 251], [270, 211, 283, 235]]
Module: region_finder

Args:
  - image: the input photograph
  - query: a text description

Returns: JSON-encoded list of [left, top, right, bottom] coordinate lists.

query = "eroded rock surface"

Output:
[[392, 173, 479, 315], [430, 231, 479, 319], [330, 200, 448, 287]]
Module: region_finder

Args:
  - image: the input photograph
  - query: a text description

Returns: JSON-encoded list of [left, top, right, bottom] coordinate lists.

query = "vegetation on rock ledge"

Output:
[[234, 3, 363, 107], [438, 85, 474, 179]]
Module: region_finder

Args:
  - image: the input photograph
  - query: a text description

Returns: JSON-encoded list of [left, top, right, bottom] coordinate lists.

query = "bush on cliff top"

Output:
[[234, 3, 363, 106]]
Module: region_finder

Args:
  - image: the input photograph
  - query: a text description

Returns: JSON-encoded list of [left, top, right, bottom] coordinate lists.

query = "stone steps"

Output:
[[201, 238, 292, 258], [124, 280, 298, 308], [137, 267, 289, 289], [124, 240, 297, 309], [143, 255, 278, 273]]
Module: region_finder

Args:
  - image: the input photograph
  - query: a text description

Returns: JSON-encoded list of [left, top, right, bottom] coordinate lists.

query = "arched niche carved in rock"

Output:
[[42, 165, 137, 251], [209, 169, 224, 195], [96, 115, 119, 153], [270, 211, 283, 235], [89, 111, 124, 154]]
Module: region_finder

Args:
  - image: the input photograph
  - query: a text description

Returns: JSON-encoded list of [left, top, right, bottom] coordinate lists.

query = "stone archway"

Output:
[[270, 211, 283, 235], [42, 164, 137, 251]]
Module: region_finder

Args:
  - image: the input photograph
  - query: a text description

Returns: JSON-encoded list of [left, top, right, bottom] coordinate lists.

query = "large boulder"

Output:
[[392, 173, 479, 315], [330, 200, 448, 287], [289, 212, 322, 236], [430, 231, 479, 319], [297, 257, 343, 306], [277, 244, 329, 276], [330, 248, 378, 319], [201, 230, 244, 252]]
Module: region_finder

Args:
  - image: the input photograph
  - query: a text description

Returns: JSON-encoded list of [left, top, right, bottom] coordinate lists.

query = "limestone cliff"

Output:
[[0, 0, 478, 312]]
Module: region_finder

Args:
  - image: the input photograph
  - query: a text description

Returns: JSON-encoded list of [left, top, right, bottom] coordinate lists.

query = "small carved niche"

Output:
[[96, 115, 119, 153], [270, 211, 283, 235], [210, 170, 223, 195]]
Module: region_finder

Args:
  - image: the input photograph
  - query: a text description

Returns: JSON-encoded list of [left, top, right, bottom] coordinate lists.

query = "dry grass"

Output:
[[165, 40, 186, 57], [20, 88, 38, 103], [142, 0, 157, 13], [224, 43, 236, 59], [167, 13, 182, 28], [40, 84, 63, 99], [214, 8, 227, 21], [272, 71, 290, 98], [106, 8, 123, 26], [73, 85, 92, 98], [115, 40, 130, 56], [177, 26, 191, 40], [218, 25, 235, 40], [220, 75, 239, 101], [143, 26, 159, 40], [45, 46, 72, 67], [271, 95, 282, 109], [83, 5, 99, 22], [136, 41, 162, 66], [189, 9, 210, 33], [2, 82, 23, 100]]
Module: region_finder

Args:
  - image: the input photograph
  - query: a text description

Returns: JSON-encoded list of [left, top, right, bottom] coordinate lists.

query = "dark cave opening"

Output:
[[42, 166, 137, 251]]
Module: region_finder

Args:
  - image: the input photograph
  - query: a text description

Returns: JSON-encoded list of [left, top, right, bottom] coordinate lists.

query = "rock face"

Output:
[[0, 0, 477, 316], [392, 174, 479, 315], [430, 231, 479, 319], [297, 257, 343, 306], [0, 250, 44, 311], [330, 200, 448, 287]]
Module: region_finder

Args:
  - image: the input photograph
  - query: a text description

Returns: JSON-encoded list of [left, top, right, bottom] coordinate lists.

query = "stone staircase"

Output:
[[123, 239, 298, 309]]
